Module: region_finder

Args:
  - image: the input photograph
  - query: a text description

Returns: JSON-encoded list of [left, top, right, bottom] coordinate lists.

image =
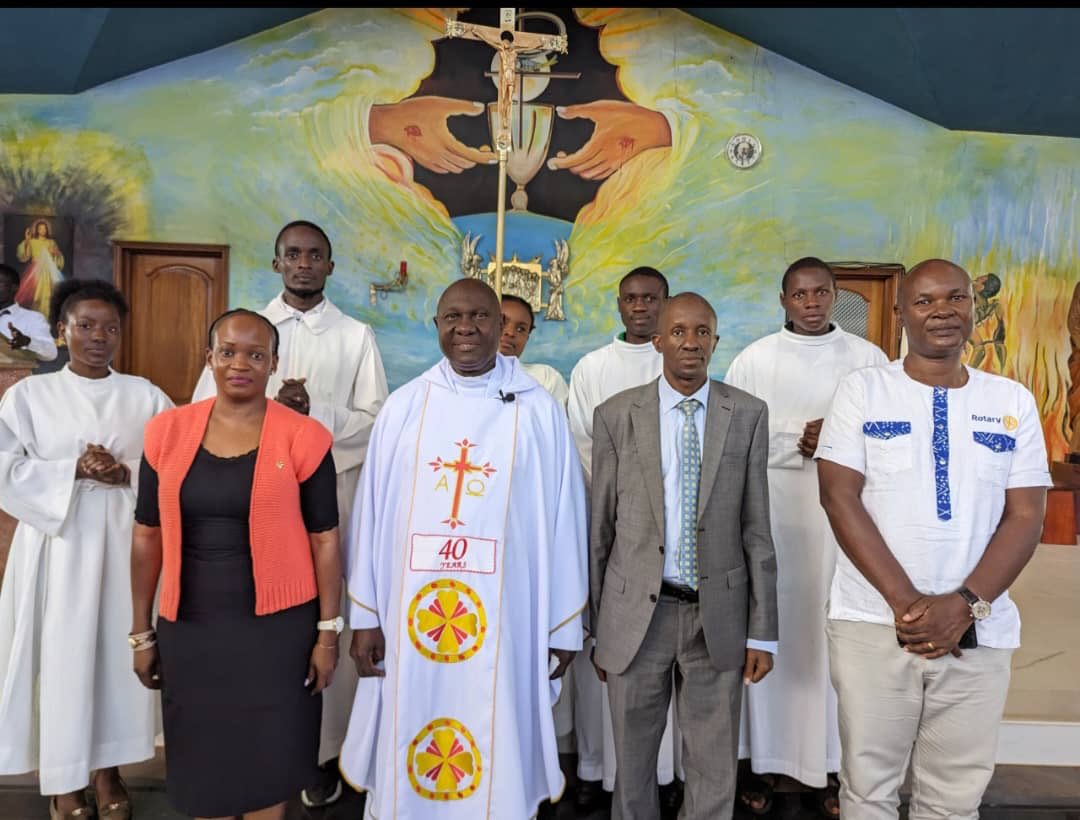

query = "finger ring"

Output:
[[927, 641, 935, 650]]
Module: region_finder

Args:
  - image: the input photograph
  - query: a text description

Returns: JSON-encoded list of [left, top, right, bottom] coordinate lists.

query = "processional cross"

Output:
[[445, 10, 572, 298]]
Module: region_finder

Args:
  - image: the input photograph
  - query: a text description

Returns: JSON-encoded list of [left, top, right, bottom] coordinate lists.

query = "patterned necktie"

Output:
[[677, 398, 702, 589]]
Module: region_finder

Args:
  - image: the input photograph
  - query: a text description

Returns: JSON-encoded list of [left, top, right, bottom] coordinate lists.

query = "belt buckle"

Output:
[[662, 582, 697, 602]]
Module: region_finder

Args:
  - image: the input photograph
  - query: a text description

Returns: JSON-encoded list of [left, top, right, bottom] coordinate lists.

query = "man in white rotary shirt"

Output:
[[726, 257, 887, 817], [341, 278, 587, 819], [499, 294, 568, 407], [817, 259, 1051, 820], [191, 220, 388, 807], [567, 267, 684, 815]]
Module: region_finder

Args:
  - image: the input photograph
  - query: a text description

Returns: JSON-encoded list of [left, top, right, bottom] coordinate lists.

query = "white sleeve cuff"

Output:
[[347, 595, 380, 630], [746, 639, 778, 655]]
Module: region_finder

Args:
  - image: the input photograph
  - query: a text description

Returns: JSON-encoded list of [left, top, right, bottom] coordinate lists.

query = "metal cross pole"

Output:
[[445, 13, 567, 298]]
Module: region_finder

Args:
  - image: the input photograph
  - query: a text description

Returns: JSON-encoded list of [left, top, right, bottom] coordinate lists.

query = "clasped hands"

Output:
[[894, 593, 974, 659], [75, 444, 130, 485], [6, 323, 31, 350], [275, 377, 310, 415], [797, 418, 823, 459]]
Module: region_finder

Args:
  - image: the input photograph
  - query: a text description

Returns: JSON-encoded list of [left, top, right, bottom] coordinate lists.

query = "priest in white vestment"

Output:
[[499, 293, 569, 407], [566, 267, 683, 809], [341, 279, 587, 819], [725, 257, 887, 813], [191, 221, 388, 804], [0, 281, 172, 812]]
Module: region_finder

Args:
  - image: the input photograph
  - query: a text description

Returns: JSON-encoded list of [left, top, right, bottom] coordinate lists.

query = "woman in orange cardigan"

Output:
[[130, 309, 342, 820]]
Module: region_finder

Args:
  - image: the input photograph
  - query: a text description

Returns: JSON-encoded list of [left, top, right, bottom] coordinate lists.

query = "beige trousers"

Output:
[[827, 619, 1012, 820]]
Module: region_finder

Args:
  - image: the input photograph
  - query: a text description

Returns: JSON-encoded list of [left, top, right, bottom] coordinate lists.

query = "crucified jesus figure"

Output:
[[445, 20, 567, 153]]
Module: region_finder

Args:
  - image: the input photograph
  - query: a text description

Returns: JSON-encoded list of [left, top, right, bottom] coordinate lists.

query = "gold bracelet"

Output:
[[317, 642, 338, 650], [128, 631, 156, 650], [132, 639, 157, 652]]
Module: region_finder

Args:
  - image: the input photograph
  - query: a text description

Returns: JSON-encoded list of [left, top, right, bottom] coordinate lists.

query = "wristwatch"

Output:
[[317, 616, 345, 634], [956, 586, 991, 620]]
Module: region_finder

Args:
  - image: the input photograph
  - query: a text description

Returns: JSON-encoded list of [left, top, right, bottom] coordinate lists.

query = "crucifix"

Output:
[[445, 10, 571, 298]]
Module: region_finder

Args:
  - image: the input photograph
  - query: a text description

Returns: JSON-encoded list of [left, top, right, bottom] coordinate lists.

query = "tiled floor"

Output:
[[3, 762, 1080, 819], [1005, 543, 1080, 724]]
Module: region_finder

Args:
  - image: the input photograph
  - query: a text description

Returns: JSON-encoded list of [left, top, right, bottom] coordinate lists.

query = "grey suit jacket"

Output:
[[590, 377, 778, 674]]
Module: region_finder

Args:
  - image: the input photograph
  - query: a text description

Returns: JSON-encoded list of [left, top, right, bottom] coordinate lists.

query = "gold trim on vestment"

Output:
[[392, 383, 432, 817], [347, 590, 377, 614], [549, 600, 587, 636], [484, 401, 519, 817]]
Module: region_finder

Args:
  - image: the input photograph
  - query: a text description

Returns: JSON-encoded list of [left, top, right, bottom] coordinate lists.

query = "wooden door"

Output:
[[113, 241, 228, 405], [829, 262, 904, 359]]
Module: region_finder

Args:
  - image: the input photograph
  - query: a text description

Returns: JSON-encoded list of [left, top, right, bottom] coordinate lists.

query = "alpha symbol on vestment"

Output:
[[429, 438, 496, 529]]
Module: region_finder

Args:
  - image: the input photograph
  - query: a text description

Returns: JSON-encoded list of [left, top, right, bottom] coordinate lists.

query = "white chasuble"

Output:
[[0, 367, 173, 794], [342, 355, 588, 819]]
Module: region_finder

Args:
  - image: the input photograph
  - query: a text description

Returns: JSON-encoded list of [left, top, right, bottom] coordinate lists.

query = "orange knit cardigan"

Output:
[[143, 397, 333, 621]]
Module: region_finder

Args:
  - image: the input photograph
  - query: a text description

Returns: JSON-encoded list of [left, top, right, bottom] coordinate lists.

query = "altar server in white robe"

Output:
[[191, 221, 388, 806], [567, 266, 683, 811], [499, 293, 568, 407], [726, 257, 887, 815], [0, 279, 172, 818], [341, 279, 588, 819]]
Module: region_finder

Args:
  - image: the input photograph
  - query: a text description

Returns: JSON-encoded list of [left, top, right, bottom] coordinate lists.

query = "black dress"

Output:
[[135, 446, 338, 817]]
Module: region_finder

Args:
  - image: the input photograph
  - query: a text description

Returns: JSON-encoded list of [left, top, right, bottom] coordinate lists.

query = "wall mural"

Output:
[[0, 7, 1078, 458]]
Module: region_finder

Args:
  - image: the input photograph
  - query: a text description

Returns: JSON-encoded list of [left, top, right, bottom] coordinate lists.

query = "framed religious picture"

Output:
[[2, 214, 75, 315]]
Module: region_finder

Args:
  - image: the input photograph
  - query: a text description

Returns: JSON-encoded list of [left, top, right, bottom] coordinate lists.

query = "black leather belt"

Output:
[[660, 581, 699, 603]]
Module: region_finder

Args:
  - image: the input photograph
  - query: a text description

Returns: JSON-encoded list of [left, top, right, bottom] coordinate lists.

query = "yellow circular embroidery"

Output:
[[407, 579, 487, 663], [407, 717, 482, 801], [1003, 415, 1019, 432]]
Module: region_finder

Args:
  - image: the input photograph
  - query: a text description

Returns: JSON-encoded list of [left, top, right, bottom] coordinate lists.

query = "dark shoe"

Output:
[[815, 774, 840, 819], [737, 772, 776, 816], [659, 777, 684, 819], [301, 759, 344, 809], [574, 779, 609, 813]]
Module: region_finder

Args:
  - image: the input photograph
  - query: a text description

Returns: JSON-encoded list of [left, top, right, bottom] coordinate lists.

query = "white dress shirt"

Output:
[[816, 361, 1052, 648], [658, 375, 777, 655], [0, 303, 58, 363]]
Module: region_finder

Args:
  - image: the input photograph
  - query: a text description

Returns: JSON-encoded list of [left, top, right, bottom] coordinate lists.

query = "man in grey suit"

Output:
[[590, 292, 779, 819]]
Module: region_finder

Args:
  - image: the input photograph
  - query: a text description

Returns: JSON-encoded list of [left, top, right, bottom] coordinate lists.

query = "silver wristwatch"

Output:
[[317, 616, 345, 634], [957, 587, 991, 620]]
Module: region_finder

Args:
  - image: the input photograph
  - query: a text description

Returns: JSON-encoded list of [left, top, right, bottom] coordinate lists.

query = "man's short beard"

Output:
[[285, 285, 325, 300]]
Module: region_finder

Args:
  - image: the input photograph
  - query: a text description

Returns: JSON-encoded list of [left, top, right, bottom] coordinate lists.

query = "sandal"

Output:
[[737, 772, 775, 816], [49, 797, 96, 819], [815, 774, 840, 819], [91, 771, 132, 820]]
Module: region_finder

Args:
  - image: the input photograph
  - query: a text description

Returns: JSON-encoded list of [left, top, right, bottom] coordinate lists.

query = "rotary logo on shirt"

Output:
[[970, 412, 1018, 431]]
